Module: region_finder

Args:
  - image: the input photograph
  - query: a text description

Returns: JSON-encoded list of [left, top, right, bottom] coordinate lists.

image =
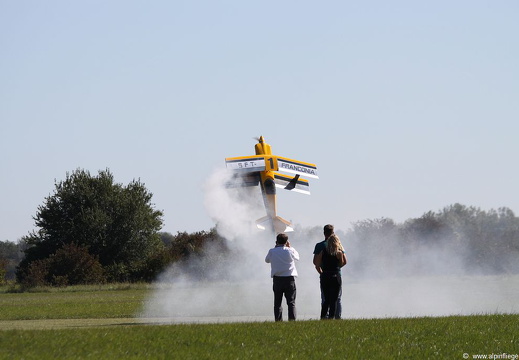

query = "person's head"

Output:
[[276, 233, 288, 245], [323, 224, 334, 238]]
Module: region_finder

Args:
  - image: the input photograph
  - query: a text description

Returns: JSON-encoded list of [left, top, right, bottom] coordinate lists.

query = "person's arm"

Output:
[[338, 252, 347, 267], [291, 248, 300, 261], [312, 252, 320, 267], [313, 251, 323, 274], [265, 250, 271, 263]]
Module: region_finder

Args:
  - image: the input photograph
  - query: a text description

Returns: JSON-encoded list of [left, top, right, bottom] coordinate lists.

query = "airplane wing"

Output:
[[276, 156, 319, 179], [225, 156, 265, 172], [273, 173, 311, 195], [226, 172, 260, 188]]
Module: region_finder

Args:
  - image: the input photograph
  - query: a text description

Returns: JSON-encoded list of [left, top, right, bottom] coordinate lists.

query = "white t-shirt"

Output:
[[265, 245, 300, 278]]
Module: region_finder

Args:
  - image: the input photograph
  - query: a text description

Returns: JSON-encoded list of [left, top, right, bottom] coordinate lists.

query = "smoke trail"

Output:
[[140, 168, 312, 322], [140, 169, 519, 322]]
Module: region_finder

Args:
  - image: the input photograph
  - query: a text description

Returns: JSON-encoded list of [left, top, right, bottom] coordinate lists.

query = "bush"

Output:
[[19, 244, 106, 287], [20, 259, 49, 288], [47, 243, 106, 286]]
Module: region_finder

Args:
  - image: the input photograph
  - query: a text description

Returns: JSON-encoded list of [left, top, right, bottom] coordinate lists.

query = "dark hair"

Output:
[[276, 233, 288, 244], [323, 224, 334, 237]]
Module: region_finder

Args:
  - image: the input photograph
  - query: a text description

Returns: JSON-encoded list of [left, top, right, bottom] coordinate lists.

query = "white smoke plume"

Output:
[[140, 168, 323, 322], [140, 169, 519, 322]]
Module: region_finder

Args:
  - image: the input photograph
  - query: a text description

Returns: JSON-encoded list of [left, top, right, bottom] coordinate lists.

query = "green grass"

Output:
[[0, 287, 147, 320], [1, 316, 518, 359], [1, 285, 518, 359]]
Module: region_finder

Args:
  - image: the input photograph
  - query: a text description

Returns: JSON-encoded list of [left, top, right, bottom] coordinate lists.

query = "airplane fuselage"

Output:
[[255, 136, 278, 222]]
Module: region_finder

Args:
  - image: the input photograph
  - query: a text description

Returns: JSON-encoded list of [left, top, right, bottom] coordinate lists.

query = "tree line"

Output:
[[340, 204, 519, 278], [1, 168, 519, 287], [1, 229, 225, 286]]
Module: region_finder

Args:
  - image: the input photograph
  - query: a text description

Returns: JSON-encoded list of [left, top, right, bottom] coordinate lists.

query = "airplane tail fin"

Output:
[[256, 215, 294, 233]]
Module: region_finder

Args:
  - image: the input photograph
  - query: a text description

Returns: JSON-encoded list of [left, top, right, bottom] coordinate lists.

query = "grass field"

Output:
[[0, 283, 148, 320], [1, 285, 518, 359]]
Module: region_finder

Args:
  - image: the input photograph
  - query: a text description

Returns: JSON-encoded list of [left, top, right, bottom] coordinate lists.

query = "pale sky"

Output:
[[1, 1, 518, 242]]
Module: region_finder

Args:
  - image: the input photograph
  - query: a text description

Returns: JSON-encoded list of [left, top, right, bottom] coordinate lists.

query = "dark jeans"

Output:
[[273, 276, 296, 321], [320, 272, 342, 319], [321, 287, 342, 319]]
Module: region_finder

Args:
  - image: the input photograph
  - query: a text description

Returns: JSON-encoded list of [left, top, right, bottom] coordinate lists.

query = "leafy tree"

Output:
[[346, 218, 400, 277], [402, 211, 453, 245], [159, 232, 175, 247], [0, 240, 24, 282], [16, 169, 164, 283], [162, 228, 230, 281], [167, 228, 228, 262], [436, 204, 519, 273], [0, 259, 6, 285]]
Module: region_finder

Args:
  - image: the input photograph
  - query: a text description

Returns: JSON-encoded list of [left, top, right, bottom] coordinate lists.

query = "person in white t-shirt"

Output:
[[265, 233, 300, 321]]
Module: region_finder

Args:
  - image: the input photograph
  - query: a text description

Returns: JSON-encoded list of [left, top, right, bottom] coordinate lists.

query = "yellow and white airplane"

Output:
[[225, 136, 319, 234]]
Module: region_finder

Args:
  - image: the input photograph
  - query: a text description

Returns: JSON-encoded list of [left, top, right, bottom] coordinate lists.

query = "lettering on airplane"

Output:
[[279, 162, 317, 177], [226, 158, 265, 172], [238, 162, 257, 168]]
